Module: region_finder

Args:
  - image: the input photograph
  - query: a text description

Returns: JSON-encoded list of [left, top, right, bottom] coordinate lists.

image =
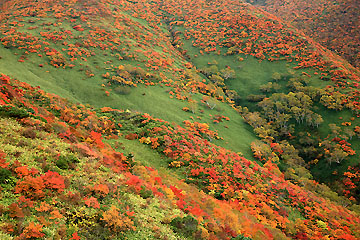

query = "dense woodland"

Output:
[[0, 0, 359, 239]]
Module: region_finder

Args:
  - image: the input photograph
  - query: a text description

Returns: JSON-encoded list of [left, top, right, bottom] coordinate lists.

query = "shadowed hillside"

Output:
[[246, 0, 360, 69]]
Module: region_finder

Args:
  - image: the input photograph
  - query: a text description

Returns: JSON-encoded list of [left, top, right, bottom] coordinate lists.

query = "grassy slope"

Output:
[[1, 0, 359, 184], [0, 75, 297, 240], [0, 1, 360, 239], [0, 47, 257, 158], [1, 0, 359, 191], [0, 12, 258, 159]]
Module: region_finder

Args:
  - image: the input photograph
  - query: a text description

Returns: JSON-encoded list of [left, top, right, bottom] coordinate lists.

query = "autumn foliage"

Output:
[[251, 0, 360, 68], [0, 0, 360, 239]]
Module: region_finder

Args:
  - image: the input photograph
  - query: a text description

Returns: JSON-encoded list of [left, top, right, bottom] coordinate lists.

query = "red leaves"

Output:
[[35, 202, 51, 212], [8, 203, 24, 218], [342, 166, 360, 201], [42, 171, 65, 193], [125, 173, 143, 192], [150, 137, 159, 149], [295, 232, 309, 240], [15, 169, 65, 199], [261, 0, 360, 68], [0, 151, 9, 168], [15, 166, 30, 178], [125, 133, 138, 140], [0, 74, 11, 84], [89, 131, 105, 148], [49, 209, 63, 220], [84, 197, 100, 209], [45, 49, 59, 56], [15, 175, 45, 199], [176, 199, 186, 209], [185, 205, 204, 217], [132, 110, 360, 237], [71, 232, 81, 240], [170, 185, 184, 199], [20, 222, 45, 239], [0, 2, 359, 239], [73, 25, 84, 31], [92, 184, 110, 197]]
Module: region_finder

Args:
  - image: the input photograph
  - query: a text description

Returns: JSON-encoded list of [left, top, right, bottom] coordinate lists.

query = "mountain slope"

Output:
[[138, 0, 360, 201], [0, 0, 259, 158], [0, 0, 360, 239], [1, 70, 359, 239], [246, 0, 360, 69]]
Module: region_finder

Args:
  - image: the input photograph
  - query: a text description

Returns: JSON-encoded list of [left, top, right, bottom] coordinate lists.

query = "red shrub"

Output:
[[42, 171, 65, 193]]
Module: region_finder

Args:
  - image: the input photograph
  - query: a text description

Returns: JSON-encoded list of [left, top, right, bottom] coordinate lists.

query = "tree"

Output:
[[320, 92, 345, 110], [328, 147, 348, 164], [342, 128, 355, 140], [225, 89, 241, 102], [243, 112, 267, 129], [202, 96, 218, 109], [260, 82, 280, 93], [201, 65, 218, 76], [246, 94, 266, 102], [271, 72, 282, 81], [251, 140, 279, 163], [210, 74, 225, 86], [220, 68, 235, 79], [329, 124, 341, 138], [188, 99, 198, 114], [310, 113, 323, 128]]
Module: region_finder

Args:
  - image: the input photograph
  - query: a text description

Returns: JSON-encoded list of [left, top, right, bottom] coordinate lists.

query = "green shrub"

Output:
[[55, 158, 69, 170], [56, 154, 79, 170], [246, 94, 266, 102], [139, 186, 153, 199], [232, 234, 253, 240], [170, 215, 198, 237], [0, 105, 29, 119], [0, 168, 12, 184]]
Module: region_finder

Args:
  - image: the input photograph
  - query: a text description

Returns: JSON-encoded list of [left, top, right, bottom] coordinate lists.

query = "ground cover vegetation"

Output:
[[0, 0, 360, 239], [246, 0, 360, 69]]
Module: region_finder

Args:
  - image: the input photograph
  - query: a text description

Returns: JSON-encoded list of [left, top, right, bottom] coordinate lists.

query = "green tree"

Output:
[[220, 68, 235, 79]]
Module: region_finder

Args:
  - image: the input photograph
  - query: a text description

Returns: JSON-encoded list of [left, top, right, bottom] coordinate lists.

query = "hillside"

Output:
[[246, 0, 360, 69], [0, 0, 360, 239]]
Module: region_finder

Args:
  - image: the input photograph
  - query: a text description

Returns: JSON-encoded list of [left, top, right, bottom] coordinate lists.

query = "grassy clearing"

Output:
[[178, 30, 329, 109]]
